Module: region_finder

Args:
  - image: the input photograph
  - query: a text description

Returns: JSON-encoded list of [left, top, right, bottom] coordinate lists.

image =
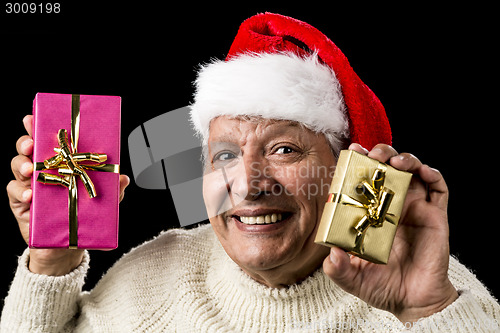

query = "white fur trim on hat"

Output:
[[190, 52, 349, 148]]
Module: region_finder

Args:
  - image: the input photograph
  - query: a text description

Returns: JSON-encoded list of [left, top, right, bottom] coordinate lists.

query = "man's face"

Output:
[[203, 116, 336, 286]]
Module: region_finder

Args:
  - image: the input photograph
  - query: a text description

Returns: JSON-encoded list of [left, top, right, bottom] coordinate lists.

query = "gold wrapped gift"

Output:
[[315, 150, 412, 264]]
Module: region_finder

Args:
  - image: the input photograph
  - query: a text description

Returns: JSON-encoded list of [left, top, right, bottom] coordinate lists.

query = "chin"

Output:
[[224, 234, 299, 271]]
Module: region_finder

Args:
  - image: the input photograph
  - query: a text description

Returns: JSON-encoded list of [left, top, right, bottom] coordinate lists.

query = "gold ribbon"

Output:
[[327, 165, 396, 254], [34, 94, 120, 249]]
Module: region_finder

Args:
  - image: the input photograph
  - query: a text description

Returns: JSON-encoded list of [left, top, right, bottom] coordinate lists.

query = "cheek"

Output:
[[273, 164, 332, 204], [203, 170, 233, 219], [208, 215, 227, 238]]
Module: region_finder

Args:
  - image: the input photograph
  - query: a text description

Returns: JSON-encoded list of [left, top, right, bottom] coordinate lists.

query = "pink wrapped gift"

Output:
[[29, 93, 121, 250]]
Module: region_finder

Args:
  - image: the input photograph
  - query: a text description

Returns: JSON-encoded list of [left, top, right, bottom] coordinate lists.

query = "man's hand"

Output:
[[7, 115, 130, 276], [322, 143, 458, 323]]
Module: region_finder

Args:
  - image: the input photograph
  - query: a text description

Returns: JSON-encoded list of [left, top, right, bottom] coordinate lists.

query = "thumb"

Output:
[[322, 246, 360, 295], [119, 175, 130, 202]]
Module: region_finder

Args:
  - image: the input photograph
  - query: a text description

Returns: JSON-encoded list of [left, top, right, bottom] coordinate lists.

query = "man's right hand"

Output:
[[7, 115, 129, 276]]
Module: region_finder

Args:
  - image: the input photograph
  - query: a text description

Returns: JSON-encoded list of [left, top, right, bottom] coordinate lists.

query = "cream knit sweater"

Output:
[[1, 224, 499, 332]]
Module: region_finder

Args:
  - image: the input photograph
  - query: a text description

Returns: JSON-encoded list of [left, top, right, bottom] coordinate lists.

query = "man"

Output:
[[2, 13, 499, 332]]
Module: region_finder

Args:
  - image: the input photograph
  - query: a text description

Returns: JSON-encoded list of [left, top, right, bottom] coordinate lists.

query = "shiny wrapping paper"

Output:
[[29, 93, 121, 249], [315, 150, 412, 264]]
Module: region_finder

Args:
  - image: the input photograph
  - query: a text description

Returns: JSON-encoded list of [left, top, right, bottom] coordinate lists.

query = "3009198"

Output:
[[5, 3, 60, 14]]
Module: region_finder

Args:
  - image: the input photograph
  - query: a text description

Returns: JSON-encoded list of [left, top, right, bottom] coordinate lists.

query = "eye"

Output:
[[275, 146, 296, 154], [214, 151, 237, 161], [211, 151, 239, 170]]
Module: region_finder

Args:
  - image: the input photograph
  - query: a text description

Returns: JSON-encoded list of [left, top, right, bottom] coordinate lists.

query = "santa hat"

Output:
[[190, 12, 391, 151]]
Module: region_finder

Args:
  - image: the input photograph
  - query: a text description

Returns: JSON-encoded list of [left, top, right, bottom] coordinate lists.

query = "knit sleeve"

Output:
[[0, 248, 90, 333], [407, 256, 500, 332]]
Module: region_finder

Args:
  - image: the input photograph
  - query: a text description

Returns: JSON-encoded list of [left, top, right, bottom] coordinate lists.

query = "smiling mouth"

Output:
[[232, 213, 291, 225]]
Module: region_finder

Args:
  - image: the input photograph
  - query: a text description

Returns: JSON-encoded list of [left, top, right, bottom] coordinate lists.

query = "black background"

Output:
[[1, 1, 498, 312]]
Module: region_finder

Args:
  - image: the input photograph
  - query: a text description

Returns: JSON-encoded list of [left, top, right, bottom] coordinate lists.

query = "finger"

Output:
[[7, 180, 32, 204], [389, 153, 429, 194], [11, 155, 33, 184], [389, 152, 422, 173], [419, 165, 448, 207], [7, 180, 32, 221], [391, 152, 449, 207], [348, 143, 369, 155], [119, 175, 130, 202], [23, 115, 33, 137], [16, 135, 34, 156], [322, 246, 360, 296], [367, 144, 398, 163]]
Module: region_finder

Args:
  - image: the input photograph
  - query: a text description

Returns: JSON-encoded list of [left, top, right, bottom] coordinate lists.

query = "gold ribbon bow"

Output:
[[328, 165, 396, 254], [36, 129, 108, 198], [34, 94, 119, 249]]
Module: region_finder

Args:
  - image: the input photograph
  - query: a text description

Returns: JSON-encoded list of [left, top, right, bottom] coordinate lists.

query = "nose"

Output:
[[227, 152, 277, 201], [203, 148, 282, 219]]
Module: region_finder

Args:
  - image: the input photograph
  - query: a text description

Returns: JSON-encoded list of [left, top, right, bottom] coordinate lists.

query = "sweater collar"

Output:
[[205, 227, 348, 302]]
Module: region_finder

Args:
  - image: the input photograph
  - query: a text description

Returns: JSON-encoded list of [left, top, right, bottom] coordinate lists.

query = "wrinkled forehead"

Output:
[[208, 115, 309, 143]]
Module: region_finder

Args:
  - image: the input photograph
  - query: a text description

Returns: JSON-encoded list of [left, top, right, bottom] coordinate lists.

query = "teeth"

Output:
[[239, 213, 284, 225]]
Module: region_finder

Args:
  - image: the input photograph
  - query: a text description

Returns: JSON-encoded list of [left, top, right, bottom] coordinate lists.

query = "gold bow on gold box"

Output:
[[315, 150, 412, 264]]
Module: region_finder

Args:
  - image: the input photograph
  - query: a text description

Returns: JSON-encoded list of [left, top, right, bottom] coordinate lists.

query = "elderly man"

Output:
[[2, 13, 499, 332]]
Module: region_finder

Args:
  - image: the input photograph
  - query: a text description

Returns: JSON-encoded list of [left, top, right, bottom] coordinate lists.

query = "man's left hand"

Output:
[[322, 143, 458, 323]]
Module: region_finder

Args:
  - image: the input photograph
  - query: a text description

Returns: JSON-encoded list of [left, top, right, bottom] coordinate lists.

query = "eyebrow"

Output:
[[209, 133, 238, 144]]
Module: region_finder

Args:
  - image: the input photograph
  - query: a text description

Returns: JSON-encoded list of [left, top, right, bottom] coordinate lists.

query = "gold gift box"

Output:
[[315, 150, 412, 264]]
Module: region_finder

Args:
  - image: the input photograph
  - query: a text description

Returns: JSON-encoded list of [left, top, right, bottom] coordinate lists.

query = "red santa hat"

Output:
[[190, 12, 391, 151]]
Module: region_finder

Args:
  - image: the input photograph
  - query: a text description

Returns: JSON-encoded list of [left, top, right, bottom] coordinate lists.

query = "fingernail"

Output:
[[22, 189, 32, 201], [21, 139, 33, 151], [21, 162, 32, 175], [429, 166, 440, 173], [330, 249, 339, 265], [349, 143, 368, 153]]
